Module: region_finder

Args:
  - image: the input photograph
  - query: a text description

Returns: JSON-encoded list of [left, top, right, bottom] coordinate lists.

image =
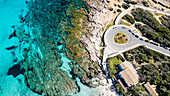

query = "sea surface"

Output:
[[0, 0, 103, 96]]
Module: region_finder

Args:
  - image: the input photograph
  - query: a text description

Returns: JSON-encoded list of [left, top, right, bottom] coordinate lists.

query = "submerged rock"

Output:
[[13, 0, 108, 95], [7, 64, 24, 78], [6, 45, 18, 50]]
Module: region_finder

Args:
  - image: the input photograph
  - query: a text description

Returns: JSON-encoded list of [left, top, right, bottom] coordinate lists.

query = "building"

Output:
[[115, 62, 139, 93], [120, 68, 138, 87], [144, 82, 158, 96]]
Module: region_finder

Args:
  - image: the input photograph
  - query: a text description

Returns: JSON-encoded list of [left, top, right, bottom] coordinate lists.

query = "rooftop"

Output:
[[144, 82, 158, 96], [120, 62, 128, 69], [120, 68, 138, 86]]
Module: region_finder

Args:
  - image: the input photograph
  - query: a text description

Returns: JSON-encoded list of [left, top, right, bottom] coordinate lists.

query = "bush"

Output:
[[160, 15, 170, 30], [123, 46, 169, 64], [117, 9, 122, 12], [132, 8, 170, 47], [131, 1, 137, 4], [142, 1, 149, 7], [137, 63, 170, 96], [109, 7, 113, 11], [122, 3, 130, 9], [118, 5, 121, 8], [124, 0, 137, 4], [115, 83, 126, 95], [123, 14, 135, 24]]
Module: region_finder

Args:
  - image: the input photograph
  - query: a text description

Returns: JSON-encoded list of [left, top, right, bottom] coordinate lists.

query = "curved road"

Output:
[[105, 25, 170, 57], [101, 5, 170, 90], [115, 5, 170, 25], [102, 25, 170, 72]]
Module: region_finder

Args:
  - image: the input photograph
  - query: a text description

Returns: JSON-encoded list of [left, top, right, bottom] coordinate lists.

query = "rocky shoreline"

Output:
[[8, 0, 117, 95]]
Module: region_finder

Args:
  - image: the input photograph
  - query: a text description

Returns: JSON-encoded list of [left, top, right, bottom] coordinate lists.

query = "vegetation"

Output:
[[138, 63, 170, 96], [132, 8, 170, 47], [123, 46, 170, 95], [123, 46, 170, 64], [114, 33, 128, 44], [118, 5, 121, 8], [159, 15, 170, 30], [127, 84, 147, 95], [115, 83, 126, 95], [117, 9, 122, 12], [122, 3, 130, 9], [124, 0, 137, 4], [142, 1, 149, 7], [109, 7, 113, 11], [122, 14, 135, 24], [108, 55, 125, 78]]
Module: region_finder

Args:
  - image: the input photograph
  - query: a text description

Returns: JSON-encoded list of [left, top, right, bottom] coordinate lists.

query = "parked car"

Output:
[[164, 46, 168, 50], [132, 32, 135, 35], [156, 43, 160, 46], [135, 35, 139, 38], [154, 43, 159, 46], [128, 30, 132, 32], [150, 42, 155, 44], [122, 27, 126, 29], [139, 38, 144, 41], [145, 40, 150, 42]]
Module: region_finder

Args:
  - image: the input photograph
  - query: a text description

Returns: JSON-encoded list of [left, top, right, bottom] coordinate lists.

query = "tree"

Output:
[[117, 9, 122, 12], [142, 1, 149, 7], [122, 3, 130, 9]]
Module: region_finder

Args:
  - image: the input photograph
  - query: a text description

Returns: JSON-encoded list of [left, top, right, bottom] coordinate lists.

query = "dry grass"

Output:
[[114, 33, 128, 44]]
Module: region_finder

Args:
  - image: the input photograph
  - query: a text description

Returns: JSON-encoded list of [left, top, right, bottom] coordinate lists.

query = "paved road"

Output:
[[115, 5, 170, 25], [101, 5, 170, 87], [102, 25, 170, 74], [105, 25, 170, 57]]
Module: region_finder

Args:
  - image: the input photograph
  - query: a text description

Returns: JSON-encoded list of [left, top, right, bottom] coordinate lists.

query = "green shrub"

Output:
[[115, 83, 126, 95], [109, 7, 113, 11], [124, 0, 137, 4], [132, 8, 170, 47], [142, 1, 149, 7], [123, 14, 135, 24], [122, 3, 130, 9], [117, 9, 122, 12], [118, 5, 121, 8]]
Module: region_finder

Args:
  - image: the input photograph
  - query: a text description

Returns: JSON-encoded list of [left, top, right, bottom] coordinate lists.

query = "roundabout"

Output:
[[105, 25, 141, 51]]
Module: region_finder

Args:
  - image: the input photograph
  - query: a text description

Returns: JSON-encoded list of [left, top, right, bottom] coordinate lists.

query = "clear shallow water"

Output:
[[74, 78, 103, 96], [58, 45, 72, 78], [0, 0, 40, 96], [0, 0, 104, 95]]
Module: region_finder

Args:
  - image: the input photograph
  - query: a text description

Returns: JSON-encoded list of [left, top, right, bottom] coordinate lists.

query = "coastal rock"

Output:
[[13, 0, 114, 95]]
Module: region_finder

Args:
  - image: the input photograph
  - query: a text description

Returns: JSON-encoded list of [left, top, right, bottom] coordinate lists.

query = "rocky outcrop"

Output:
[[81, 0, 114, 63], [14, 24, 78, 95]]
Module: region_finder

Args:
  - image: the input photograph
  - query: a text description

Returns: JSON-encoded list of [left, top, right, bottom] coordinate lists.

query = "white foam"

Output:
[[74, 78, 103, 96]]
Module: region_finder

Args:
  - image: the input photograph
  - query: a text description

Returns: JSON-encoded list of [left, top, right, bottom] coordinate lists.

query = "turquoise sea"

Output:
[[0, 0, 103, 95]]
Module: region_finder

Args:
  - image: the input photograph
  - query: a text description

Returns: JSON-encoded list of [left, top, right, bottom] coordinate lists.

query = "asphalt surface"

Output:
[[105, 25, 170, 57], [106, 26, 140, 50]]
